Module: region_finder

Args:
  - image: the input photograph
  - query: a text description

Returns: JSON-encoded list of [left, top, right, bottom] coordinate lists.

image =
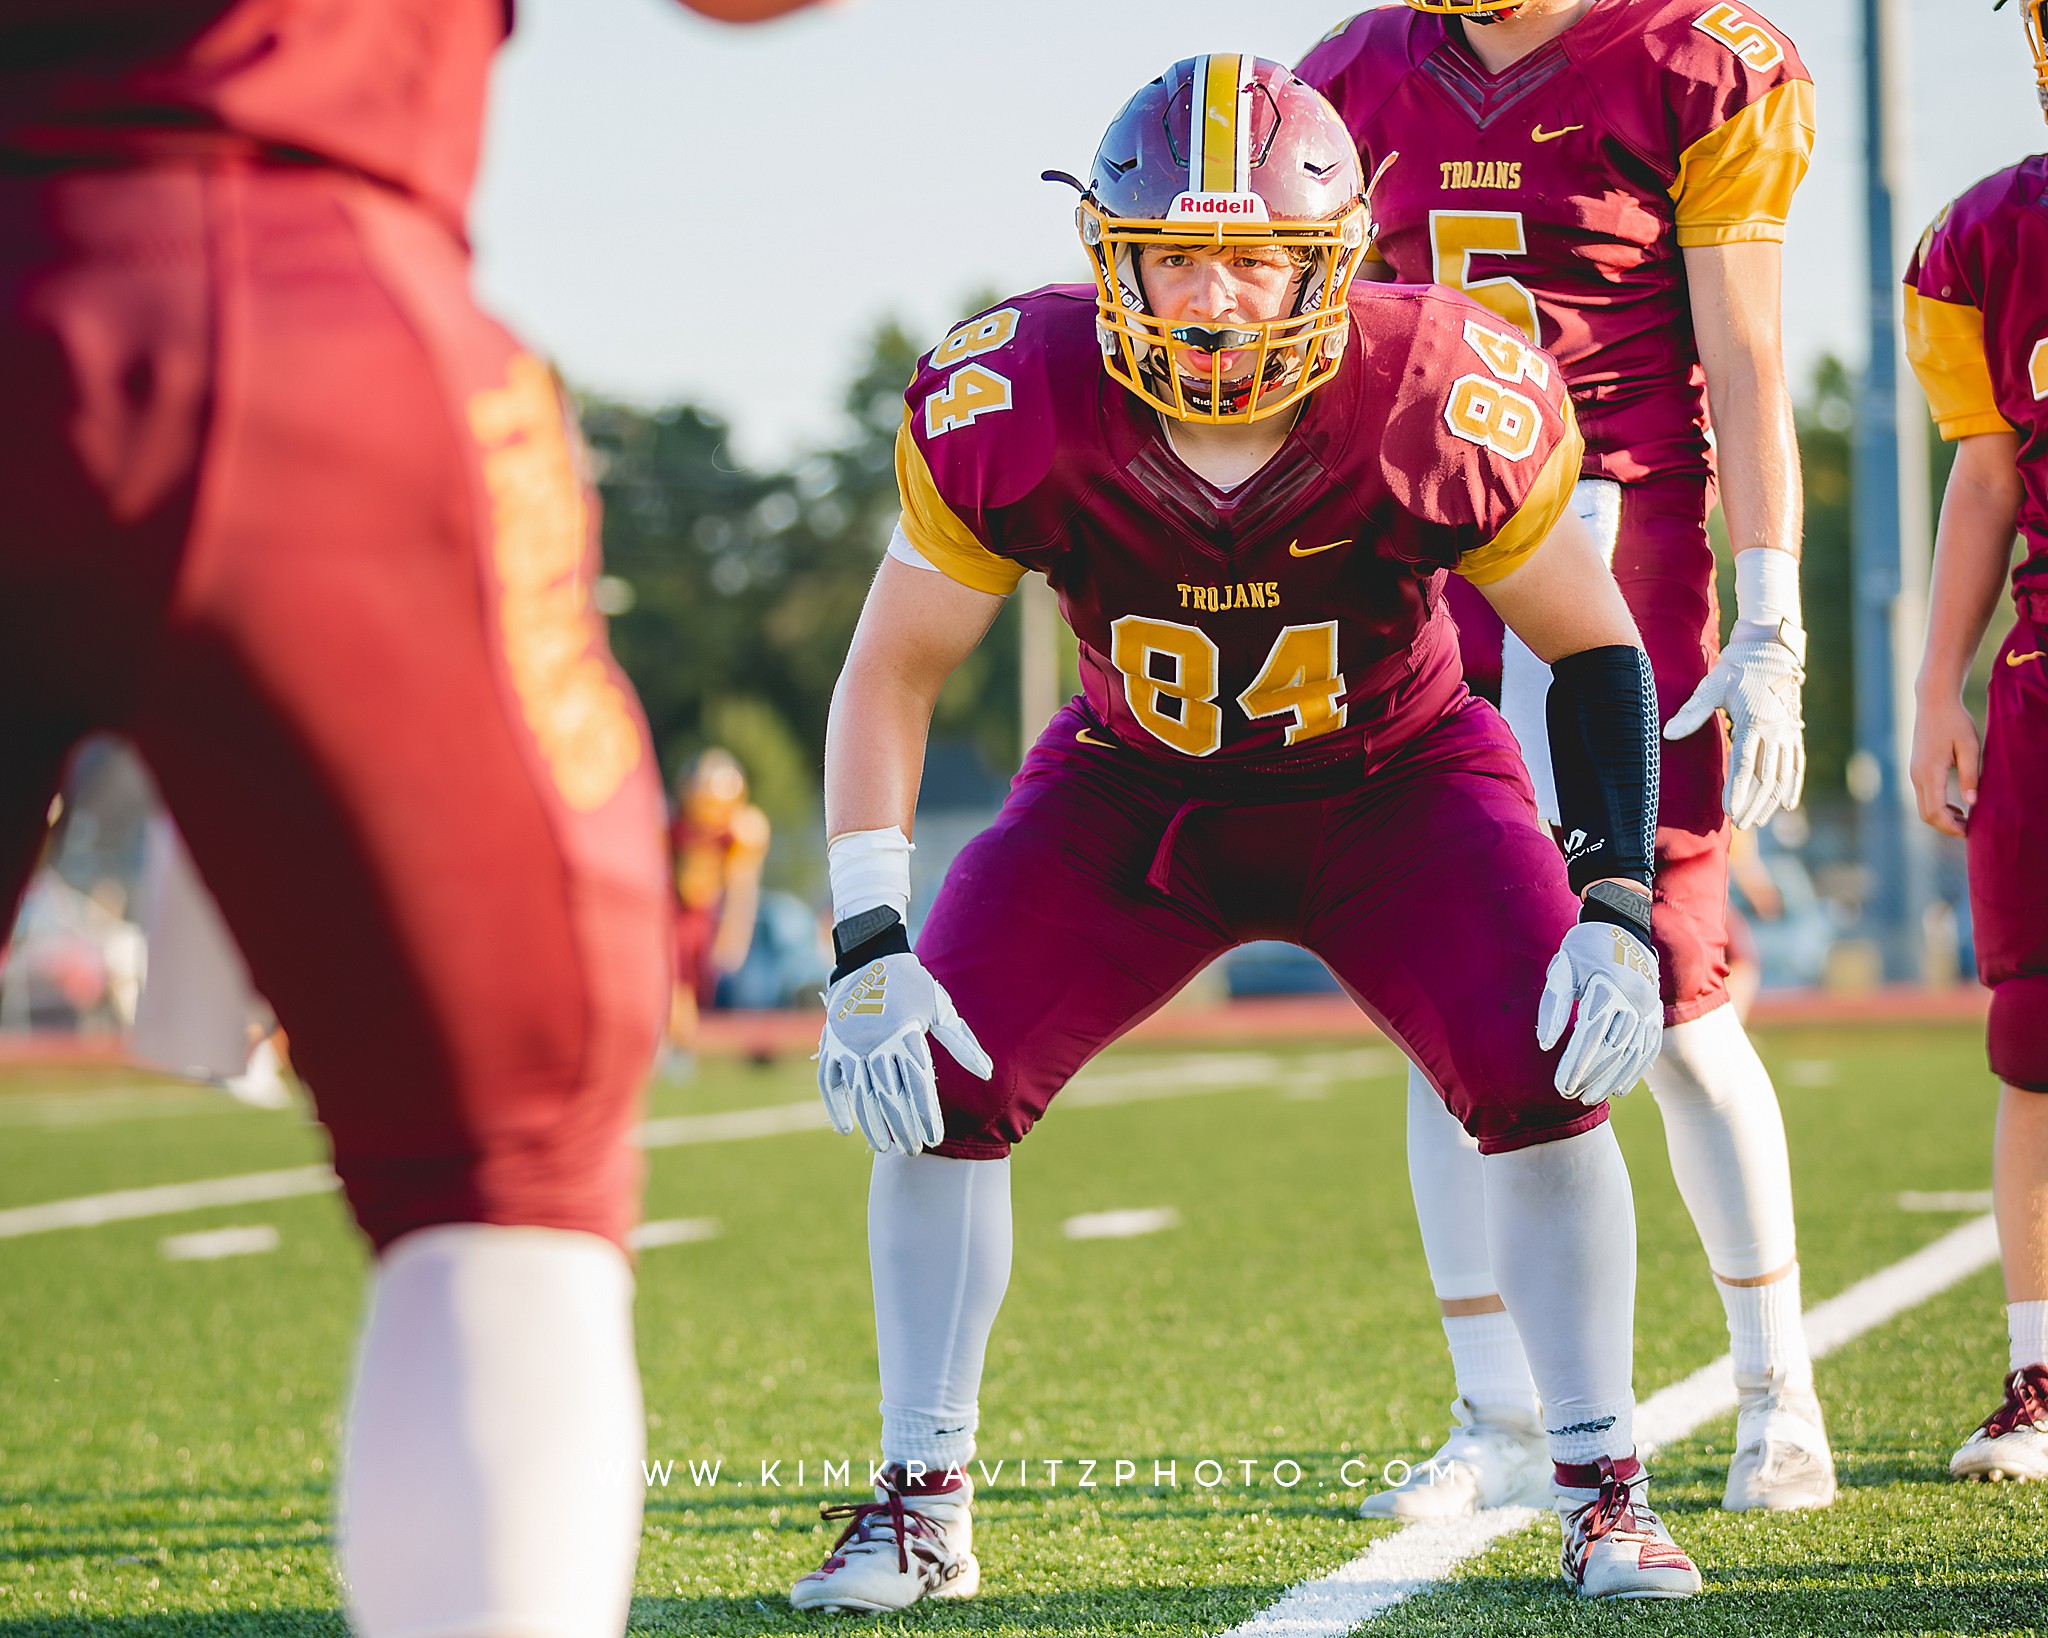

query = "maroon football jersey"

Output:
[[0, 0, 509, 234], [1300, 0, 1814, 486], [1905, 155, 2048, 625], [896, 284, 1580, 776]]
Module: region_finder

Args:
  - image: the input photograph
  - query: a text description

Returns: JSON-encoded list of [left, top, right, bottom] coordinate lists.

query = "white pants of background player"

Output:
[[1404, 477, 1811, 1424]]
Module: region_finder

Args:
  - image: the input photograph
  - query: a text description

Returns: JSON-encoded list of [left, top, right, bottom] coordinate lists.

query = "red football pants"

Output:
[[1971, 621, 2048, 1092], [1443, 473, 1729, 1023], [918, 698, 1601, 1159], [0, 163, 670, 1249]]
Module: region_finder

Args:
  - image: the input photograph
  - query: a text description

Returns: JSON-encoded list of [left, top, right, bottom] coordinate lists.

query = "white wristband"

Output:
[[1733, 547, 1801, 633], [828, 826, 913, 925]]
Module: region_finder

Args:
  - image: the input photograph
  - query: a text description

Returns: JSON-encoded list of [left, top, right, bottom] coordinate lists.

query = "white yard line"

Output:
[[1, 1050, 1356, 1239], [0, 1164, 339, 1240], [1226, 1213, 2003, 1637]]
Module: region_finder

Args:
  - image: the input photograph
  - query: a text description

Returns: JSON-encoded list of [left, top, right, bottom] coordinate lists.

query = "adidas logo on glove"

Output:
[[838, 963, 890, 1020]]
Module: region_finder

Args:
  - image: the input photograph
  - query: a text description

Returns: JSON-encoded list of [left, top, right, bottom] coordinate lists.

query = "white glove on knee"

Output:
[[817, 953, 992, 1155], [1536, 920, 1663, 1105]]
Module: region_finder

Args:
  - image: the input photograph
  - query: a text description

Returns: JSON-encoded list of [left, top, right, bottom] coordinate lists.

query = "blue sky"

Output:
[[472, 0, 2046, 463]]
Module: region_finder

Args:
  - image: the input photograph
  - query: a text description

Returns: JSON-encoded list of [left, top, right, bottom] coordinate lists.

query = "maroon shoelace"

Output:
[[1980, 1364, 2048, 1441], [816, 1488, 952, 1576]]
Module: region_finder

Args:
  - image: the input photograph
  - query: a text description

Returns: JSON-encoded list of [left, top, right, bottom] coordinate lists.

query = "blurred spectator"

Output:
[[669, 750, 770, 1058]]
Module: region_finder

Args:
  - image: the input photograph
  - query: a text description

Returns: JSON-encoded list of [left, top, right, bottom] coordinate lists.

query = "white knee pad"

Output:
[[339, 1224, 645, 1638], [1644, 1005, 1799, 1280]]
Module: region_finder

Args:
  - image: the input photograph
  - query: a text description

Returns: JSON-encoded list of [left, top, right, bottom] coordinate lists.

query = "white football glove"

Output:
[[1663, 621, 1806, 831], [817, 952, 992, 1155], [1535, 919, 1663, 1105]]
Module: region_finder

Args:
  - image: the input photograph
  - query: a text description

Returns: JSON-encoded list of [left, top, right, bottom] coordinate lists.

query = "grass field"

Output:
[[2, 1021, 2045, 1636]]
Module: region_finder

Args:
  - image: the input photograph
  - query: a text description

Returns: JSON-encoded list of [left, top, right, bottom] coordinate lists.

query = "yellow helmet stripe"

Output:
[[1193, 53, 1247, 193]]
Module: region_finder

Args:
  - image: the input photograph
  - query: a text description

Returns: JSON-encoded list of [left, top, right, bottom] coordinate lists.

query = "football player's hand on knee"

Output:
[[1663, 626, 1806, 832], [817, 954, 993, 1155], [1535, 919, 1663, 1105]]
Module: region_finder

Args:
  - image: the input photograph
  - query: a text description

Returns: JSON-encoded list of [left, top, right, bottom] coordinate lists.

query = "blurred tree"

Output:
[[581, 311, 1024, 895]]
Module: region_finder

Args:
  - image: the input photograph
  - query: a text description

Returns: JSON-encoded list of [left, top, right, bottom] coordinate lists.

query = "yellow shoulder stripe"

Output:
[[1903, 287, 2016, 441], [1671, 79, 1816, 247], [894, 414, 1027, 595], [1456, 406, 1584, 586]]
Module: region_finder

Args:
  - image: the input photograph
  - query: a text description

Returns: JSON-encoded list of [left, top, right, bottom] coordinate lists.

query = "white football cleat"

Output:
[[1555, 1456, 1702, 1600], [790, 1463, 979, 1613], [1724, 1373, 1837, 1511], [1360, 1398, 1548, 1520], [1951, 1365, 2048, 1482]]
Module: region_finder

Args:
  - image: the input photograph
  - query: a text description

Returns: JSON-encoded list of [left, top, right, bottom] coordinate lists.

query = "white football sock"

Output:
[[1644, 1005, 1800, 1282], [2011, 1300, 2048, 1373], [1719, 1263, 1813, 1391], [871, 1151, 1012, 1471], [1442, 1311, 1543, 1421], [1484, 1124, 1637, 1465], [339, 1224, 644, 1638], [1404, 1067, 1540, 1418]]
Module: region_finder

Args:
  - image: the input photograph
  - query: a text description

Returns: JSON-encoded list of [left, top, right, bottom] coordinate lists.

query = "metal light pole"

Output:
[[1851, 0, 1933, 978]]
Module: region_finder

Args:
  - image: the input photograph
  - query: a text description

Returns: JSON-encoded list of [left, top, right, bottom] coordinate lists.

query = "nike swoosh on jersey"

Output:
[[1287, 537, 1352, 557], [1075, 728, 1116, 748], [1530, 123, 1583, 143], [2006, 649, 2045, 667]]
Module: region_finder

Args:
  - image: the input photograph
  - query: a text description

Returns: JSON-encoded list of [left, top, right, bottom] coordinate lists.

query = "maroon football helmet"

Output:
[[1996, 0, 2048, 117], [1070, 55, 1370, 424]]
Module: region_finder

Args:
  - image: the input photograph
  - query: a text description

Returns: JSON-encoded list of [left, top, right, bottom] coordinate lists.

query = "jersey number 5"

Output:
[[2031, 337, 2048, 402], [1429, 211, 1540, 342], [1693, 4, 1785, 71], [1110, 617, 1346, 757]]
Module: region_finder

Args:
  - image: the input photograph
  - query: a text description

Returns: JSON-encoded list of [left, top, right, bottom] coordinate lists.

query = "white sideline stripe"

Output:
[[1899, 1189, 1995, 1213], [0, 1050, 1396, 1239], [1226, 1213, 2002, 1637], [159, 1224, 280, 1261], [630, 1217, 721, 1249], [0, 1164, 339, 1240], [1228, 1510, 1545, 1635], [637, 1102, 830, 1148], [1064, 1206, 1180, 1240]]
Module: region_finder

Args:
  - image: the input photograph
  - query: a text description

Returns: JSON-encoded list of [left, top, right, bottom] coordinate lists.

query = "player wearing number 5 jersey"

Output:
[[1301, 0, 1832, 1516], [1904, 0, 2048, 1485], [795, 56, 1702, 1610]]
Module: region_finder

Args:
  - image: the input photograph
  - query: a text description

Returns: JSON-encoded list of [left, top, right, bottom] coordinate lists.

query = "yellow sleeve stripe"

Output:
[[1903, 288, 2016, 441], [1670, 79, 1815, 248], [893, 414, 1027, 595], [1456, 407, 1584, 586]]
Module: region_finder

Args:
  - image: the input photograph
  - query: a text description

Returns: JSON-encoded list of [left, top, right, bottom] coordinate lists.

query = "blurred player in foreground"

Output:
[[668, 748, 771, 1058], [798, 56, 1700, 1608], [1301, 0, 1830, 1515], [1905, 0, 2048, 1487], [0, 1, 812, 1633]]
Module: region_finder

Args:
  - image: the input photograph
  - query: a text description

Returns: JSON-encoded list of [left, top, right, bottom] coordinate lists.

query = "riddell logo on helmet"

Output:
[[1167, 192, 1271, 221]]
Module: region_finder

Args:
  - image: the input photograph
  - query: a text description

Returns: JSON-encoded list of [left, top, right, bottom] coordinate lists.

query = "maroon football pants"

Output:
[[918, 697, 1601, 1158], [1971, 621, 2048, 1092], [1443, 472, 1730, 1024], [0, 163, 669, 1249]]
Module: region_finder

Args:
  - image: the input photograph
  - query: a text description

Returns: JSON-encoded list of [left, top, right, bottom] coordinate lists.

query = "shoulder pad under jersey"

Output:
[[1344, 281, 1578, 563], [1296, 6, 1429, 127], [902, 286, 1103, 537]]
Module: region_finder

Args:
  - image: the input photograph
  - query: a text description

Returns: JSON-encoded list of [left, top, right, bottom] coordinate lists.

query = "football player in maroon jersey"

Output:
[[0, 2, 812, 1634], [796, 56, 1701, 1609], [1905, 0, 2048, 1485], [1301, 0, 1831, 1515]]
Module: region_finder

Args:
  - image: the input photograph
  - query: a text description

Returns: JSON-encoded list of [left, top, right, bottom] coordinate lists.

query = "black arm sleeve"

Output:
[[1546, 645, 1659, 895]]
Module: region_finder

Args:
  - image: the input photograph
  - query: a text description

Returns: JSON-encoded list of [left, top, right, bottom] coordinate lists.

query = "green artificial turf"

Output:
[[1, 1022, 2041, 1635]]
